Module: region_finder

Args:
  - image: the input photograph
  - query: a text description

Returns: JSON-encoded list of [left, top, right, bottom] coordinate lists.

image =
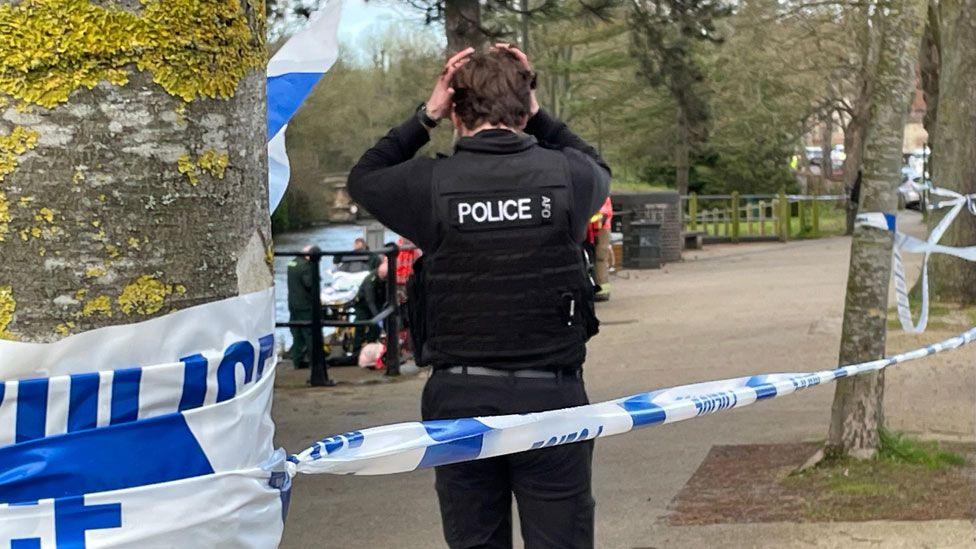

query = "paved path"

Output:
[[273, 211, 975, 548]]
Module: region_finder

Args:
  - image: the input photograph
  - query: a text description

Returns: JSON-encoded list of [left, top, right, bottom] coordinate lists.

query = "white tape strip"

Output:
[[288, 326, 976, 476], [890, 185, 976, 333]]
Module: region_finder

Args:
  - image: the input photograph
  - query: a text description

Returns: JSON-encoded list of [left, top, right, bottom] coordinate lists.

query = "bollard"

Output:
[[731, 192, 741, 242], [799, 197, 807, 234], [308, 254, 335, 387], [811, 197, 820, 237], [746, 201, 754, 236], [759, 200, 766, 236], [778, 189, 789, 242], [689, 193, 698, 232]]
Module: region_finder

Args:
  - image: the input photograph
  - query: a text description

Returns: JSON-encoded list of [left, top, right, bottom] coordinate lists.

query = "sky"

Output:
[[336, 0, 443, 48], [337, 0, 407, 44]]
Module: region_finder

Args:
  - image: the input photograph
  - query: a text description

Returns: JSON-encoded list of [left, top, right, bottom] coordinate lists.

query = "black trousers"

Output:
[[421, 370, 595, 549]]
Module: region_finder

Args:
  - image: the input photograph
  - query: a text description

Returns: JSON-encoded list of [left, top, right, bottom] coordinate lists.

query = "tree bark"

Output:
[[919, 0, 941, 144], [820, 112, 834, 184], [826, 0, 927, 459], [0, 0, 271, 342], [928, 0, 976, 304], [445, 0, 490, 53], [675, 104, 690, 196], [842, 3, 881, 235]]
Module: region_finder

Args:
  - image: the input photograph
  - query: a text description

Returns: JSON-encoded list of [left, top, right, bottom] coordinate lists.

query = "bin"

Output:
[[623, 219, 662, 269]]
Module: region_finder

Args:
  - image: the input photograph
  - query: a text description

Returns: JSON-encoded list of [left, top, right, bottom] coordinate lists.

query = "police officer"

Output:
[[286, 245, 321, 369], [348, 45, 610, 549]]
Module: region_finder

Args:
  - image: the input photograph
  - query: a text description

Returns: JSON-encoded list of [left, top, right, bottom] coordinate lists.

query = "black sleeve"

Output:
[[347, 115, 438, 248], [524, 109, 611, 241]]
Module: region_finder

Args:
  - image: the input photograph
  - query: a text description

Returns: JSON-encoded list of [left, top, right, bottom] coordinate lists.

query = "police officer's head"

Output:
[[449, 49, 534, 135]]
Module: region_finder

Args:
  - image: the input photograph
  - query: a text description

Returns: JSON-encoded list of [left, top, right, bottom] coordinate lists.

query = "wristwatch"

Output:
[[416, 102, 438, 130]]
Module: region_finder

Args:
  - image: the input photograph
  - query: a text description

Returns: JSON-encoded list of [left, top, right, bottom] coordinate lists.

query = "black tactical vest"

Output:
[[421, 138, 597, 370]]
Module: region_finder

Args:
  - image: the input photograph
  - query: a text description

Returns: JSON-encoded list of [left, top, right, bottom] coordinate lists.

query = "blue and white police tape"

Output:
[[267, 0, 343, 212], [0, 288, 275, 381], [0, 462, 289, 548], [857, 184, 976, 333], [0, 336, 274, 447], [0, 365, 277, 505], [288, 326, 976, 476]]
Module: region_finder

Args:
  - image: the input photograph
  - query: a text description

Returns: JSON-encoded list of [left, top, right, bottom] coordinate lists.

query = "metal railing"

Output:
[[683, 190, 849, 243], [275, 244, 400, 387]]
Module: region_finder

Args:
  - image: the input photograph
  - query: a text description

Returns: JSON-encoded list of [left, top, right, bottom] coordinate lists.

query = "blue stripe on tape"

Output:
[[178, 353, 208, 412], [618, 394, 667, 427], [110, 368, 141, 425], [0, 382, 4, 413], [15, 378, 48, 443], [54, 496, 122, 548], [267, 72, 325, 140], [217, 341, 255, 403], [0, 412, 214, 504], [67, 372, 99, 433], [417, 419, 491, 469], [884, 213, 896, 231], [257, 334, 275, 380]]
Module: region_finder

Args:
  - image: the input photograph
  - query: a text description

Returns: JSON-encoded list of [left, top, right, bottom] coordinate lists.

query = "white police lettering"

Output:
[[541, 195, 552, 219], [457, 198, 534, 224]]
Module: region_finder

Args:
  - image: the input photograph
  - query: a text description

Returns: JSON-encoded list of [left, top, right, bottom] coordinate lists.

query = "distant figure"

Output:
[[593, 197, 613, 301], [353, 254, 388, 354], [335, 237, 373, 273], [287, 245, 320, 369]]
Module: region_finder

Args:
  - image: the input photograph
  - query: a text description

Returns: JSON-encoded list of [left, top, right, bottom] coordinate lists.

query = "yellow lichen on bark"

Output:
[[117, 275, 177, 315], [0, 0, 265, 108], [80, 295, 112, 318], [0, 126, 40, 242], [178, 149, 229, 185], [0, 285, 15, 340], [198, 149, 230, 179]]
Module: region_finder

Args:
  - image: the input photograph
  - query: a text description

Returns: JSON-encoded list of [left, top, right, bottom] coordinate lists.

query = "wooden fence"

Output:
[[683, 190, 848, 243]]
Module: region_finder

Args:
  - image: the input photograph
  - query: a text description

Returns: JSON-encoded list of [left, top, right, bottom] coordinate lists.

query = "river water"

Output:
[[272, 224, 399, 351]]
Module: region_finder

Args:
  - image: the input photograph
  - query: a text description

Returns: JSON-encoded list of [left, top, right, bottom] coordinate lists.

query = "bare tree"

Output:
[[0, 0, 271, 342], [825, 0, 927, 459]]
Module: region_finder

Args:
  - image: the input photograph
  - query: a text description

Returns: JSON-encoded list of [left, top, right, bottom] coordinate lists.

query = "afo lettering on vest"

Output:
[[450, 193, 553, 231]]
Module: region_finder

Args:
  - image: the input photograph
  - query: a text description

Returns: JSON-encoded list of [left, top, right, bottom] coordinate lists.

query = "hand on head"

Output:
[[491, 43, 539, 116], [425, 47, 475, 120]]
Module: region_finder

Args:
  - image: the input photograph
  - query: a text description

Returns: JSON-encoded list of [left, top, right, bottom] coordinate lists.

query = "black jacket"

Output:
[[347, 109, 611, 251]]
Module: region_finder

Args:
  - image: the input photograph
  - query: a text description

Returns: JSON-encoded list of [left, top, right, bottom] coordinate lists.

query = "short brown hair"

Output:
[[450, 49, 534, 130]]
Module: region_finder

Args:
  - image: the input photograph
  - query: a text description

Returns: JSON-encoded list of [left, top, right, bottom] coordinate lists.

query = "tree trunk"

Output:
[[919, 0, 941, 144], [0, 0, 271, 342], [842, 3, 881, 235], [445, 0, 489, 53], [826, 0, 927, 459], [820, 113, 834, 185], [842, 111, 867, 235], [928, 0, 976, 304], [675, 105, 690, 196], [520, 0, 531, 53]]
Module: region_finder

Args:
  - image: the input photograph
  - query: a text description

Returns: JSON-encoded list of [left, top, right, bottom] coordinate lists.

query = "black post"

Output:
[[308, 254, 335, 387], [384, 244, 400, 376]]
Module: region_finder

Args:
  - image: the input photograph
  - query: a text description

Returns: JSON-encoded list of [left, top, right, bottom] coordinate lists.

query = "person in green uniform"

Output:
[[287, 245, 320, 369]]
